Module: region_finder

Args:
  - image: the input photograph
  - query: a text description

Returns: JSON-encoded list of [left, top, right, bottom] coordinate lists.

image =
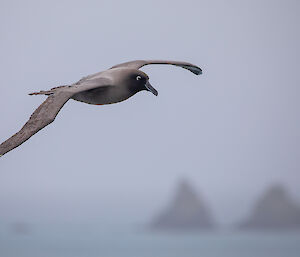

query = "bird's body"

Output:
[[0, 60, 202, 156], [71, 68, 149, 105]]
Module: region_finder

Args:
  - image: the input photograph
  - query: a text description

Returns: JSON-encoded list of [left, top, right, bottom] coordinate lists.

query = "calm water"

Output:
[[1, 223, 300, 257]]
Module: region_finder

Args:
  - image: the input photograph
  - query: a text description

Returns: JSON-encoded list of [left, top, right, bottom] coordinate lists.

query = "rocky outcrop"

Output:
[[150, 179, 214, 231], [240, 184, 300, 230]]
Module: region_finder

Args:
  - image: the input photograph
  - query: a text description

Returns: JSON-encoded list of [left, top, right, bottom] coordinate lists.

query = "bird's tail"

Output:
[[29, 90, 53, 96], [29, 85, 68, 96]]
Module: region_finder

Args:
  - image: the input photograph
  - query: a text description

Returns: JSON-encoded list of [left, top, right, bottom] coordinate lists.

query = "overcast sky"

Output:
[[0, 0, 299, 226]]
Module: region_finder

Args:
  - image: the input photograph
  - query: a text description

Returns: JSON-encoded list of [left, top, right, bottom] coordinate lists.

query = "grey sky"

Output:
[[0, 0, 299, 226]]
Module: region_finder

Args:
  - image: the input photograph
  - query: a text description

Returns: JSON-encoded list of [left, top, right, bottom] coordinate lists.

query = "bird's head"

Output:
[[110, 68, 158, 96], [126, 70, 158, 96]]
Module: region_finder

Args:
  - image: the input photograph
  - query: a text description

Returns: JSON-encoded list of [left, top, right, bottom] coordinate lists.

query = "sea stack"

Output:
[[150, 178, 214, 231], [240, 184, 300, 230]]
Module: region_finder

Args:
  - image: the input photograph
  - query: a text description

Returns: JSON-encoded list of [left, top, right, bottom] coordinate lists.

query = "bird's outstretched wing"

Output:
[[0, 90, 73, 156], [0, 78, 111, 157], [111, 60, 202, 75]]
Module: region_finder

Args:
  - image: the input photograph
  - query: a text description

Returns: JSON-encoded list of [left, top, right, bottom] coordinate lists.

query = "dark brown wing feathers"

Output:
[[111, 60, 202, 75], [0, 91, 72, 156]]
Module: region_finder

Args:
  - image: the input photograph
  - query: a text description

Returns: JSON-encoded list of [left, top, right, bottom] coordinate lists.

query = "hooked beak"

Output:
[[145, 81, 158, 96]]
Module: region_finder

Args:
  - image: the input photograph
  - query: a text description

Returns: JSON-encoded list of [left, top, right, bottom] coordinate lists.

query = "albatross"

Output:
[[0, 60, 202, 156]]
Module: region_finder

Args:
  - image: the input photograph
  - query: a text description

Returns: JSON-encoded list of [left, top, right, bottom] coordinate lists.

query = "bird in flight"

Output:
[[0, 60, 202, 157]]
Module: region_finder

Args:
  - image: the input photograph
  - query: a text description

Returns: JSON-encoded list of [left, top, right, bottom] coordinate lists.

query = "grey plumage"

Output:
[[111, 60, 202, 75], [0, 60, 202, 156]]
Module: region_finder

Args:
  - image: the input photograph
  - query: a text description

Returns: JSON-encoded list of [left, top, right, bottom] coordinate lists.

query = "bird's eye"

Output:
[[136, 75, 142, 81]]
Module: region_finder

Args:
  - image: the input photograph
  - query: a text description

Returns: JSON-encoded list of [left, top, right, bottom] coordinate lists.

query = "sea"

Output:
[[1, 223, 300, 257]]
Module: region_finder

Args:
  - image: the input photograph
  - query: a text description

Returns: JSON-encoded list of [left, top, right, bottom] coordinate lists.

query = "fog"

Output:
[[0, 0, 299, 229]]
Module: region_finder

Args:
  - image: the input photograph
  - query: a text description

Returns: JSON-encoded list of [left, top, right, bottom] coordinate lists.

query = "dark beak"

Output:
[[145, 81, 158, 96]]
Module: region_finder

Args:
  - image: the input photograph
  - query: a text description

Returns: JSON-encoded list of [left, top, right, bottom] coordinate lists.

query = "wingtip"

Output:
[[189, 66, 203, 75], [180, 65, 202, 75]]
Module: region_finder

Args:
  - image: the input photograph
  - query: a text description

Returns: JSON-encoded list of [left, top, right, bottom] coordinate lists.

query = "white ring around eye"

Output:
[[136, 75, 142, 81]]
